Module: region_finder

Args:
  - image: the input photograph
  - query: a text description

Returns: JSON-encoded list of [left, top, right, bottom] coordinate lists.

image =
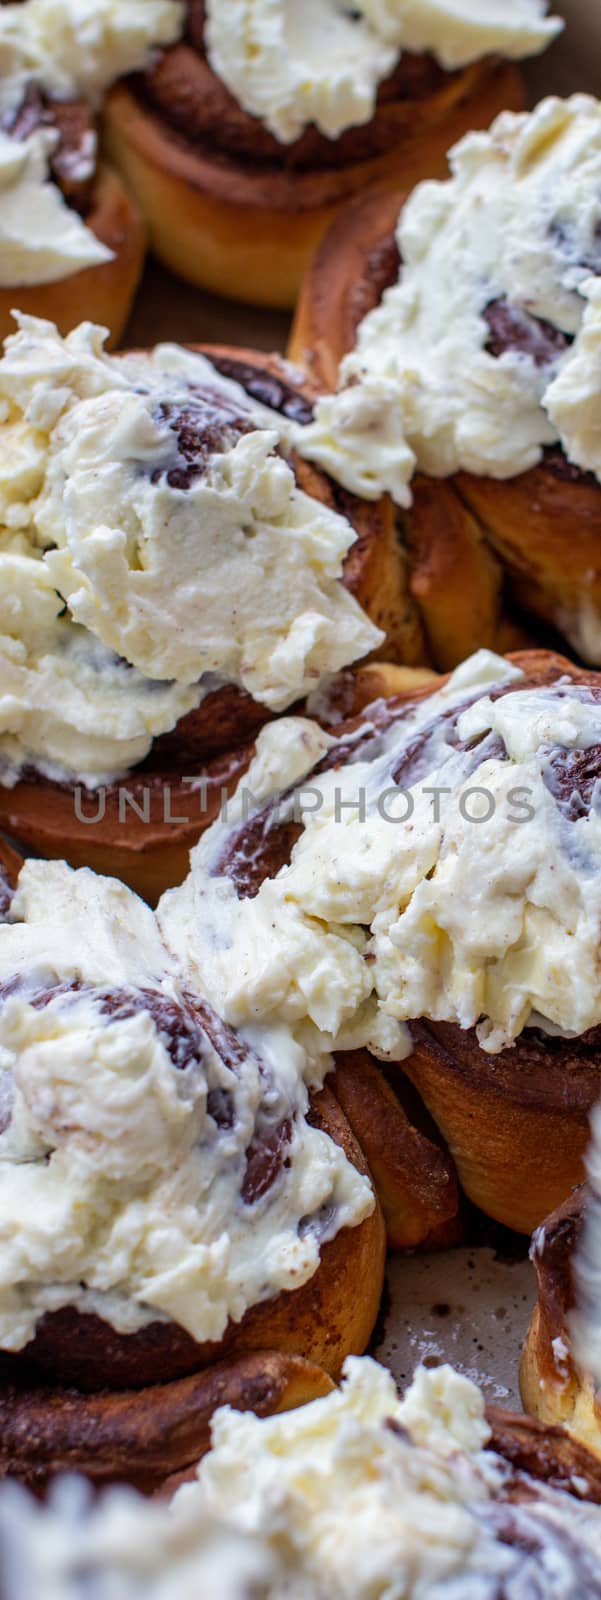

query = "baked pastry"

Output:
[[520, 1187, 601, 1455], [0, 836, 21, 910], [0, 0, 184, 343], [6, 1356, 601, 1595], [160, 644, 601, 1234], [0, 314, 428, 902], [0, 851, 388, 1489], [295, 96, 601, 670], [101, 0, 562, 310]]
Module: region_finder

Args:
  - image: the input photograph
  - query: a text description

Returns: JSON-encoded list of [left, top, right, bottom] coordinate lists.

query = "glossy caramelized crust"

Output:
[[487, 1399, 601, 1500], [0, 163, 146, 350], [102, 50, 524, 309], [291, 184, 601, 667], [0, 1083, 384, 1488], [521, 1188, 601, 1457], [0, 1350, 334, 1494], [0, 343, 430, 903], [0, 836, 22, 904]]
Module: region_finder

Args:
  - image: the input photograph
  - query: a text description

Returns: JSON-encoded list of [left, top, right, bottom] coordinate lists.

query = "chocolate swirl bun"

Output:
[[0, 851, 386, 1489], [160, 647, 601, 1234], [103, 0, 526, 310], [292, 98, 601, 671], [0, 327, 428, 903]]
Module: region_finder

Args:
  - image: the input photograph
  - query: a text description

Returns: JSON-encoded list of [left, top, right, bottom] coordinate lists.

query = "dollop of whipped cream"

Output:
[[159, 649, 601, 1057], [0, 0, 183, 115], [183, 1355, 601, 1598], [301, 96, 601, 501], [0, 857, 371, 1353], [0, 126, 111, 287], [0, 315, 379, 786], [205, 0, 560, 144]]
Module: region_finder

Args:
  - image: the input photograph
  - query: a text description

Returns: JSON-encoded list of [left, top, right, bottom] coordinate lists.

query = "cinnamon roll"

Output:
[[295, 96, 601, 671], [6, 1356, 601, 1594], [0, 852, 386, 1489], [100, 0, 560, 310], [0, 0, 184, 342], [0, 315, 426, 902], [159, 645, 601, 1234], [520, 1188, 601, 1456]]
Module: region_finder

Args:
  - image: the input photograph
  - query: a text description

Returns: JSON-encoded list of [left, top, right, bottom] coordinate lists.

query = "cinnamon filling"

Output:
[[1, 83, 96, 212], [483, 298, 573, 369], [138, 0, 458, 174], [540, 444, 599, 487], [481, 1502, 601, 1595], [544, 737, 601, 820], [209, 354, 315, 425], [0, 869, 13, 921], [349, 232, 401, 329], [153, 394, 255, 489]]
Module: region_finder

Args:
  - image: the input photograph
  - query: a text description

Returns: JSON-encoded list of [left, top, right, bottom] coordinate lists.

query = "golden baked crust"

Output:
[[330, 1051, 460, 1249], [0, 343, 426, 902], [0, 163, 146, 350], [405, 1021, 600, 1235], [102, 53, 524, 309], [0, 834, 23, 896], [521, 1187, 601, 1457], [0, 1351, 334, 1493], [487, 1398, 601, 1498], [291, 184, 601, 667]]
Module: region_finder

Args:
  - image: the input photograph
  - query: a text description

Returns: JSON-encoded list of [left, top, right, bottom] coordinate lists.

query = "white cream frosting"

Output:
[[3, 1356, 601, 1596], [0, 0, 183, 114], [205, 0, 560, 145], [185, 1356, 601, 1597], [0, 316, 379, 785], [0, 126, 111, 287], [0, 857, 372, 1353], [546, 277, 601, 479], [360, 0, 562, 68], [159, 649, 601, 1058], [300, 96, 601, 503], [0, 0, 182, 285], [0, 1478, 282, 1600]]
